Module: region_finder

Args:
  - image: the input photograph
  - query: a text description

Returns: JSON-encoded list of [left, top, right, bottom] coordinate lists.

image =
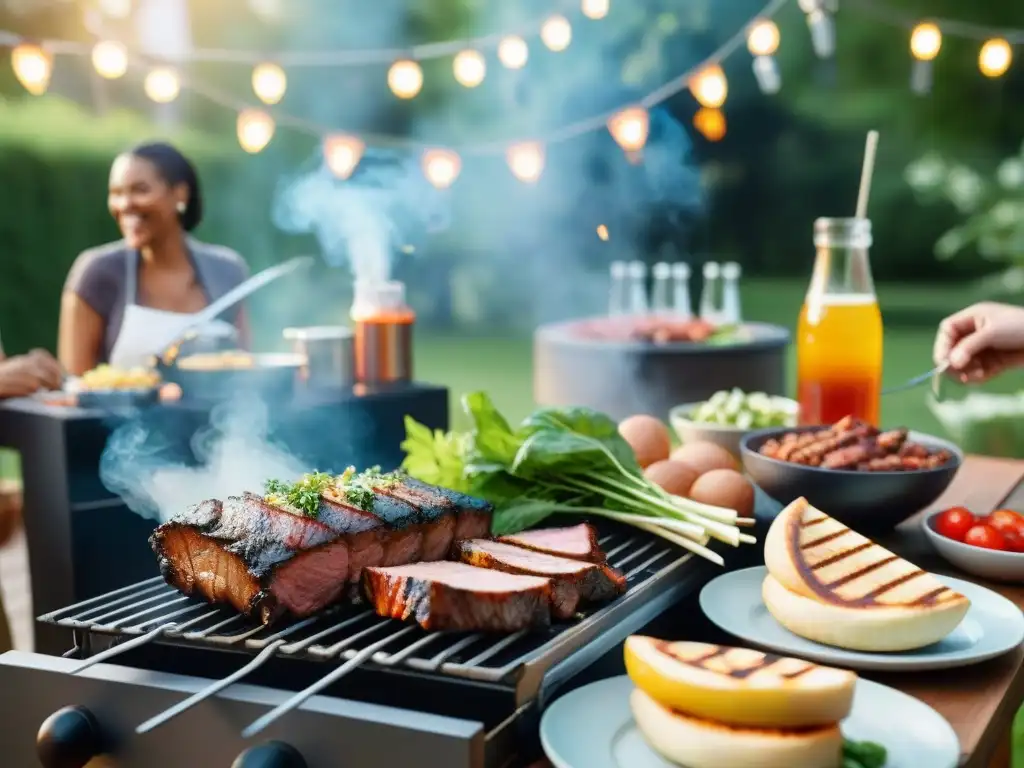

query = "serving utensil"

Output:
[[881, 360, 950, 396]]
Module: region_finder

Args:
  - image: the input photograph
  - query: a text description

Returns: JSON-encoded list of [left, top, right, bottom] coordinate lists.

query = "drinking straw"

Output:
[[855, 130, 880, 219]]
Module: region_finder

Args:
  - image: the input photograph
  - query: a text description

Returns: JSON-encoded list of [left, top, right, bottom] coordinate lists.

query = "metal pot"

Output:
[[283, 326, 355, 390]]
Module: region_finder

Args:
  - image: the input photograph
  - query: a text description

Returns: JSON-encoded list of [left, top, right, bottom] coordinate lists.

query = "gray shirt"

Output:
[[64, 239, 250, 364]]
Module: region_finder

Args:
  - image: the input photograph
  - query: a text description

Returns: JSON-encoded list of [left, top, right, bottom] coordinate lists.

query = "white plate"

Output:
[[699, 566, 1024, 671], [541, 675, 959, 768]]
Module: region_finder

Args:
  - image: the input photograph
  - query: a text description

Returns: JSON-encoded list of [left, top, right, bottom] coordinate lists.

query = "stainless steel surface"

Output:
[[354, 320, 413, 384], [882, 360, 950, 396], [283, 326, 355, 390]]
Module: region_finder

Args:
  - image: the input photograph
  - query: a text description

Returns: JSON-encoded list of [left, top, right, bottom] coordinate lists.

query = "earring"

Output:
[[176, 201, 186, 214]]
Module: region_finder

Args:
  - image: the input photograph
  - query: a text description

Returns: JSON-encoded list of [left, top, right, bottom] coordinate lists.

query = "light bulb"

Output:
[[91, 41, 128, 80], [597, 224, 609, 241], [693, 108, 726, 142], [388, 59, 423, 99], [498, 36, 529, 69], [144, 67, 180, 103], [422, 148, 461, 189], [581, 0, 610, 20], [252, 62, 286, 105], [324, 134, 365, 179], [747, 19, 780, 57], [99, 0, 132, 18], [910, 23, 942, 61], [607, 106, 649, 152], [11, 44, 53, 96], [507, 142, 545, 183], [453, 50, 486, 88], [541, 15, 573, 52], [237, 109, 275, 154], [979, 38, 1012, 78], [690, 64, 727, 109]]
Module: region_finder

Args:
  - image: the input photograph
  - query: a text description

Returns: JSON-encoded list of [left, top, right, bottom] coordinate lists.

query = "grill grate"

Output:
[[39, 527, 689, 687]]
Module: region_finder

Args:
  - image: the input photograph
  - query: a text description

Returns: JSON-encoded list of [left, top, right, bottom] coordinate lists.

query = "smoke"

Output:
[[100, 393, 311, 523]]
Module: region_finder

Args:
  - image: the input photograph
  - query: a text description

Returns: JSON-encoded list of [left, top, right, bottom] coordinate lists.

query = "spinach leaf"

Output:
[[491, 498, 560, 535], [462, 391, 523, 465], [520, 405, 641, 475], [511, 429, 620, 477]]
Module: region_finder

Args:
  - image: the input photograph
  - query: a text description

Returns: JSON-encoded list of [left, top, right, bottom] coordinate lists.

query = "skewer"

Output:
[[136, 640, 287, 734], [241, 625, 417, 738]]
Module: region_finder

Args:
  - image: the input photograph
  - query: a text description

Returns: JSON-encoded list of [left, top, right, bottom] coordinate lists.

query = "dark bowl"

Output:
[[740, 426, 963, 534]]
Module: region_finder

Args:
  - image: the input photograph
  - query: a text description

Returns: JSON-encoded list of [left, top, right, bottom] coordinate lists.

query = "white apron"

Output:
[[108, 251, 236, 370]]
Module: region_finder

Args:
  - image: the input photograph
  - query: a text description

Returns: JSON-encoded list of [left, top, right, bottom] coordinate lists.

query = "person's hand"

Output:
[[0, 349, 64, 398], [933, 302, 1024, 384]]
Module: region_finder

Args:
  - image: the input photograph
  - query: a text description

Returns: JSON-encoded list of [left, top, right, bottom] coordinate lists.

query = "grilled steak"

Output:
[[150, 495, 349, 624], [151, 479, 495, 624], [362, 561, 552, 632], [454, 538, 626, 619], [498, 523, 603, 563]]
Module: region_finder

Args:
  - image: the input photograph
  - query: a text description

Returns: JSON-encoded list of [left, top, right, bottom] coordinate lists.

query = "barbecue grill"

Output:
[[0, 523, 712, 768]]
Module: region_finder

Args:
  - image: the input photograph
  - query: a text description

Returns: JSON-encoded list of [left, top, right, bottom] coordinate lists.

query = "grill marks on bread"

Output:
[[790, 504, 959, 607], [654, 641, 817, 683]]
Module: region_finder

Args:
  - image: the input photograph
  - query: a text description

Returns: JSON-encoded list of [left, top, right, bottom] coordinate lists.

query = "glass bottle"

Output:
[[797, 217, 883, 426]]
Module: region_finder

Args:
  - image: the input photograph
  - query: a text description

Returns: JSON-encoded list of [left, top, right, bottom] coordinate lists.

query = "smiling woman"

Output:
[[57, 142, 251, 376]]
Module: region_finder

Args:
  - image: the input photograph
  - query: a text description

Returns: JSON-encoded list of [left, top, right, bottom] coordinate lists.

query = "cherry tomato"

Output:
[[987, 509, 1024, 536], [935, 507, 976, 542], [964, 524, 1007, 551], [1001, 528, 1024, 553]]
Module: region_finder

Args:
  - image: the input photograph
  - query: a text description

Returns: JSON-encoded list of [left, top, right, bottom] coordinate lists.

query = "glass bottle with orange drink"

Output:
[[797, 218, 883, 426]]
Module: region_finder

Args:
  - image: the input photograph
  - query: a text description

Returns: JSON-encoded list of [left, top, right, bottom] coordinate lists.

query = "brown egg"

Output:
[[644, 460, 700, 497], [619, 415, 672, 468], [670, 441, 739, 476], [688, 469, 755, 517]]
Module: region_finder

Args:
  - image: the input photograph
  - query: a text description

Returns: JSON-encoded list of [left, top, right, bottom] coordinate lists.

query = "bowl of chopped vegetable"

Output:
[[669, 389, 799, 460]]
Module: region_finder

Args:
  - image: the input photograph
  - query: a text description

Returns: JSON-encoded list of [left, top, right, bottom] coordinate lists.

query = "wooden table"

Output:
[[530, 455, 1024, 768]]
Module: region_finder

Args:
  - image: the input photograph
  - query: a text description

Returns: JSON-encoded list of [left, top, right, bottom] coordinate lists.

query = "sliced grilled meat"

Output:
[[454, 538, 626, 619], [150, 495, 349, 624], [362, 561, 552, 632], [388, 476, 493, 540], [497, 523, 604, 563]]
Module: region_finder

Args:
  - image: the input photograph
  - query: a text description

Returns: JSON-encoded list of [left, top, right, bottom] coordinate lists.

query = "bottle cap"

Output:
[[652, 262, 671, 279], [610, 261, 627, 278], [703, 261, 720, 279], [627, 261, 646, 277], [671, 262, 691, 278], [722, 262, 741, 279]]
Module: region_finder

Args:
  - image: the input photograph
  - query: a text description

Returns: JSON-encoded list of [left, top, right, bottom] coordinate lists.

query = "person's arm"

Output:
[[58, 250, 113, 376]]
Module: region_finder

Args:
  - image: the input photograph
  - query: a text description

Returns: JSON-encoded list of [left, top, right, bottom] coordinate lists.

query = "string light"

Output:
[[909, 22, 942, 95], [507, 142, 545, 183], [541, 15, 573, 52], [144, 67, 180, 103], [237, 109, 275, 154], [597, 224, 610, 241], [252, 62, 287, 105], [798, 0, 835, 59], [11, 44, 53, 96], [581, 0, 610, 21], [91, 41, 128, 80], [98, 0, 131, 18], [498, 36, 529, 69], [747, 19, 781, 94], [690, 64, 728, 108], [694, 108, 726, 142], [422, 148, 462, 189], [979, 38, 1012, 78], [323, 134, 365, 179], [453, 49, 486, 88], [607, 106, 649, 152], [388, 59, 423, 99]]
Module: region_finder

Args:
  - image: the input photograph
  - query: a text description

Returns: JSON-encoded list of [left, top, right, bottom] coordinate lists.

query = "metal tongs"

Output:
[[881, 359, 951, 398]]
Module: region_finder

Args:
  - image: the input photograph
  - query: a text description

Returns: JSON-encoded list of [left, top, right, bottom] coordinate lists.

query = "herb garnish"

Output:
[[843, 738, 887, 768], [334, 465, 399, 512], [264, 471, 335, 517]]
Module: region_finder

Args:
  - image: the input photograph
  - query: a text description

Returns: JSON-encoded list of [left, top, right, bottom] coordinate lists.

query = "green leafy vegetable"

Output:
[[400, 391, 754, 565], [264, 471, 335, 517], [842, 738, 888, 768]]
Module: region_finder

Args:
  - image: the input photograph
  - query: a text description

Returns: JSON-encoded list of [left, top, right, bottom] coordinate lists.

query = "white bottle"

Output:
[[627, 260, 649, 315], [671, 263, 692, 319], [608, 261, 628, 316], [700, 261, 721, 323], [651, 262, 672, 315], [721, 261, 742, 325]]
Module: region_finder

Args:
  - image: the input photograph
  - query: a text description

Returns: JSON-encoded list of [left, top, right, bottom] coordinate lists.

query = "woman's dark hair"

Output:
[[128, 141, 204, 231]]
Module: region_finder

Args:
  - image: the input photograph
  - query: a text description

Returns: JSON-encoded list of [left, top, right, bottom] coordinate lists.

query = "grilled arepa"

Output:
[[625, 636, 855, 728], [763, 497, 970, 651], [630, 688, 843, 768]]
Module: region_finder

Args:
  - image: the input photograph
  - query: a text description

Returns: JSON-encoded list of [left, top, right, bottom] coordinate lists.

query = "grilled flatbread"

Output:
[[763, 498, 970, 651], [625, 636, 855, 728]]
